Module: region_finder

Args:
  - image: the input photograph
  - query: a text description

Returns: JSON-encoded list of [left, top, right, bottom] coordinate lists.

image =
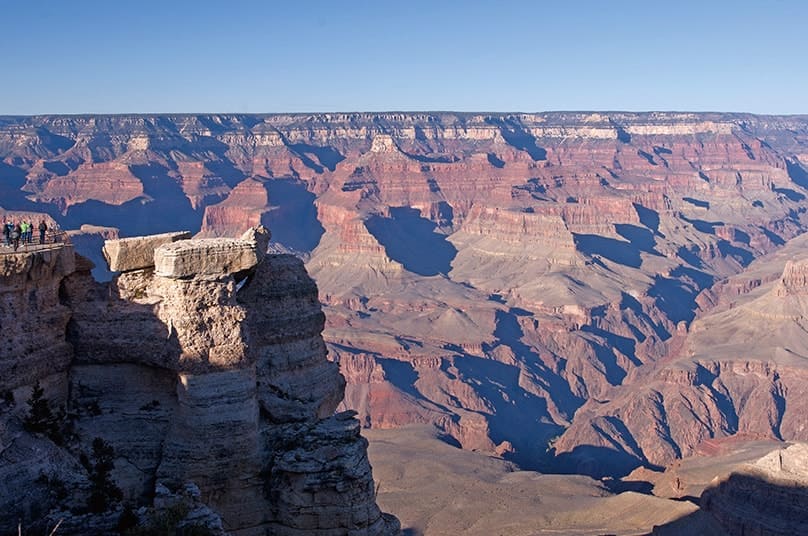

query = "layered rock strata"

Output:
[[700, 443, 808, 535], [0, 244, 75, 394], [102, 231, 190, 272], [3, 112, 808, 474], [553, 236, 808, 476], [0, 231, 398, 535]]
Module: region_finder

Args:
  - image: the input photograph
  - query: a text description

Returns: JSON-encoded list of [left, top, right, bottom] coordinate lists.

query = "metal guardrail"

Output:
[[0, 230, 71, 254]]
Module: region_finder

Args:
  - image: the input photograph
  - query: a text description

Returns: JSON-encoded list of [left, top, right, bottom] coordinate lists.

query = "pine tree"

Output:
[[23, 381, 63, 444], [85, 437, 123, 513]]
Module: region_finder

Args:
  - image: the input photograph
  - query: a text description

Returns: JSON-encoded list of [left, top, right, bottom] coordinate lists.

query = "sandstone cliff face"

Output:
[[3, 112, 808, 475], [699, 443, 808, 535], [0, 233, 397, 535], [0, 245, 75, 394]]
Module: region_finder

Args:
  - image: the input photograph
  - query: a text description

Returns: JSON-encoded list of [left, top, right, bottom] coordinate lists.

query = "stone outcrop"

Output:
[[0, 231, 398, 535], [700, 443, 808, 535], [102, 231, 191, 272], [267, 413, 393, 535], [0, 245, 75, 394], [154, 237, 259, 279], [776, 258, 808, 296]]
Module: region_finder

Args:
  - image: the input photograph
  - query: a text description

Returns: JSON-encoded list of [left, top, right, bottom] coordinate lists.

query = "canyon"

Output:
[[2, 111, 808, 533]]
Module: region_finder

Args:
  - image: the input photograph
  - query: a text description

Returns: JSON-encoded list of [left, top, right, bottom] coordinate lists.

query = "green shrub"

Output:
[[35, 471, 69, 502], [123, 503, 215, 536], [81, 437, 123, 513], [23, 381, 66, 445]]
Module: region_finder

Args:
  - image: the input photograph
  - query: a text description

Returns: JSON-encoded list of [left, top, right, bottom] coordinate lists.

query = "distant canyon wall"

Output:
[[2, 112, 808, 476]]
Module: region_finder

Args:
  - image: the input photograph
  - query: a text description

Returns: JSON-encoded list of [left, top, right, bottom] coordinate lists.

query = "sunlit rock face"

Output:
[[0, 245, 75, 393], [553, 231, 808, 477], [3, 112, 808, 475], [699, 443, 808, 536], [0, 232, 398, 535]]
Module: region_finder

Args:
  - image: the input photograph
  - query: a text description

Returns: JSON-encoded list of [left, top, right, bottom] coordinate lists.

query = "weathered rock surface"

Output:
[[267, 412, 396, 535], [102, 231, 190, 272], [240, 253, 345, 421], [700, 443, 808, 535], [0, 245, 75, 394], [0, 235, 397, 535], [154, 237, 259, 279]]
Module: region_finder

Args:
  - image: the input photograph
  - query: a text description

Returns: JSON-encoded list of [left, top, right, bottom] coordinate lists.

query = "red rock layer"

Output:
[[200, 178, 269, 237], [27, 162, 144, 210], [2, 113, 808, 474]]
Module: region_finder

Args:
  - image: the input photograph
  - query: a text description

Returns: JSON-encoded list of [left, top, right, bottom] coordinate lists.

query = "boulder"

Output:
[[103, 231, 191, 272], [154, 238, 259, 279], [240, 225, 271, 259]]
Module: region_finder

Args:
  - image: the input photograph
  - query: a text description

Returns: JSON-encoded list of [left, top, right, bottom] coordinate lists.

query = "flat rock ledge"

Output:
[[103, 231, 191, 272], [155, 238, 260, 278], [750, 443, 808, 483]]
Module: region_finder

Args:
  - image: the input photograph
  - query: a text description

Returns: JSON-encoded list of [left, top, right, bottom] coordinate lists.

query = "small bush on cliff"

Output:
[[123, 504, 215, 536], [80, 437, 123, 513], [35, 471, 69, 502], [117, 504, 139, 532], [24, 381, 66, 444]]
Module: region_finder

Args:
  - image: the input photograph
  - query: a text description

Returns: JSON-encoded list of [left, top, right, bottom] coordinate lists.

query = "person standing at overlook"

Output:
[[2, 220, 9, 247], [19, 221, 29, 246], [39, 219, 47, 244], [11, 222, 21, 251]]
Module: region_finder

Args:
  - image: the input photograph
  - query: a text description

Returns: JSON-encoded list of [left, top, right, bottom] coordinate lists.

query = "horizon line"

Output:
[[1, 110, 808, 119]]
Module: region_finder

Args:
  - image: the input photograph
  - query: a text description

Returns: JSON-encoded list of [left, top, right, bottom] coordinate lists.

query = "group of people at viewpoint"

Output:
[[2, 219, 48, 251]]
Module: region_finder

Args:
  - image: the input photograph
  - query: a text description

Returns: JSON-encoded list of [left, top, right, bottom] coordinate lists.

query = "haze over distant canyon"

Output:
[[3, 111, 808, 533]]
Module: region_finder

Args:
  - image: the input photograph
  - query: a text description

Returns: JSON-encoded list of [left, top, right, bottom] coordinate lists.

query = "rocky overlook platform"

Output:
[[0, 230, 398, 535]]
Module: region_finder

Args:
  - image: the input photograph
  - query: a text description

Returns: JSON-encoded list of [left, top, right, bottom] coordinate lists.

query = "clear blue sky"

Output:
[[1, 0, 806, 115]]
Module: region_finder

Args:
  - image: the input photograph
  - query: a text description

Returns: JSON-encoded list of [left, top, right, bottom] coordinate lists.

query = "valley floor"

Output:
[[366, 425, 726, 536]]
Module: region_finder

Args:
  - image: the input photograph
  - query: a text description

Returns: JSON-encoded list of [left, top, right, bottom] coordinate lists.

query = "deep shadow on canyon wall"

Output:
[[652, 473, 808, 536]]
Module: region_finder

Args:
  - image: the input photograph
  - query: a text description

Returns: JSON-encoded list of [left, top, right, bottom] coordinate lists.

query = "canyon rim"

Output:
[[2, 111, 808, 534]]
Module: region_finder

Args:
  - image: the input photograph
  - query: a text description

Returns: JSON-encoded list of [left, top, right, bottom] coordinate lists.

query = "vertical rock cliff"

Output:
[[0, 231, 398, 535]]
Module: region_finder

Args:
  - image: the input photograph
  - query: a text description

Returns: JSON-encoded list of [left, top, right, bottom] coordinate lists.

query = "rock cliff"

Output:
[[0, 231, 398, 535], [700, 443, 808, 535], [3, 112, 808, 475]]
